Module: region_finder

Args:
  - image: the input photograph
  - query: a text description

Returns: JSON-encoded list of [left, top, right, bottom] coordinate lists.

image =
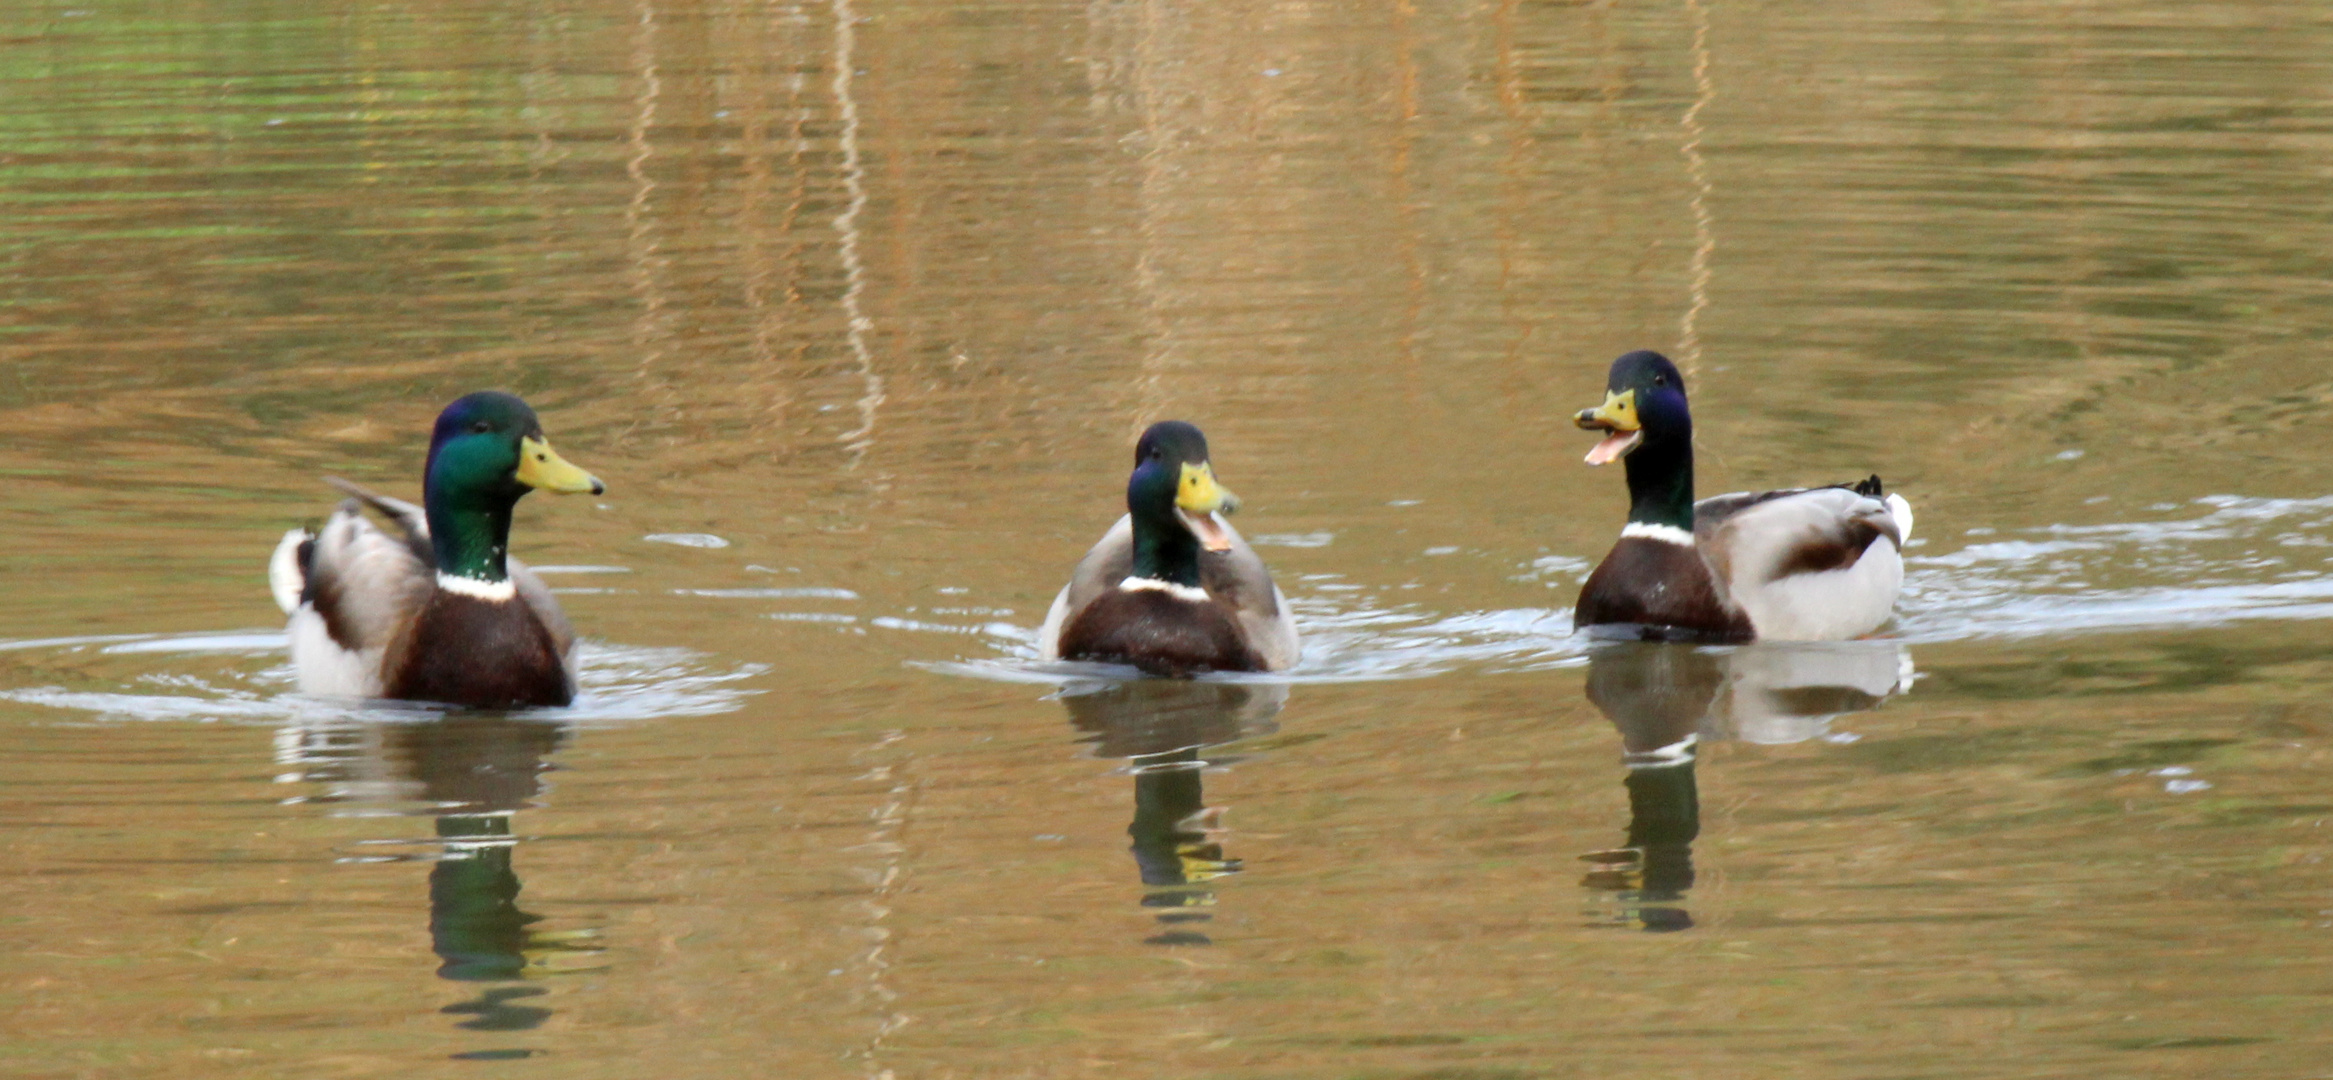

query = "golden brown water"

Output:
[[5, 0, 2333, 1075]]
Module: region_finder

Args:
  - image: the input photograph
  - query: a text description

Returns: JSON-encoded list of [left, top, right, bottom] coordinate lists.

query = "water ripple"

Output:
[[922, 592, 1585, 686], [1898, 494, 2333, 642], [929, 495, 2333, 682], [0, 634, 761, 726]]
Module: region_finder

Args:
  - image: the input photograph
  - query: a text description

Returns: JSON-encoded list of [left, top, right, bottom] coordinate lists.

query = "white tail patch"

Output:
[[268, 529, 310, 614], [287, 606, 385, 697], [437, 573, 518, 601], [1886, 493, 1914, 545]]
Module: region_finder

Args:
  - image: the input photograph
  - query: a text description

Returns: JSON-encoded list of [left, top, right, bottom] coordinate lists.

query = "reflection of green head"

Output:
[[396, 716, 574, 1032], [1057, 678, 1282, 946], [1624, 763, 1699, 892], [421, 392, 603, 583], [1129, 752, 1234, 947], [1129, 754, 1234, 887], [429, 814, 537, 983]]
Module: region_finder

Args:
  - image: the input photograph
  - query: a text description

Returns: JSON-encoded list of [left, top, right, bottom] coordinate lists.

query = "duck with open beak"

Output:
[[1569, 349, 1914, 644], [1174, 458, 1241, 553], [1035, 420, 1301, 675], [1576, 388, 1645, 466]]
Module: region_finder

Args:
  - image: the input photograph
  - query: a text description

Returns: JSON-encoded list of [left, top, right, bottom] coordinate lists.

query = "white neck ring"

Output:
[[1119, 576, 1210, 603], [437, 573, 518, 601], [1621, 522, 1696, 546]]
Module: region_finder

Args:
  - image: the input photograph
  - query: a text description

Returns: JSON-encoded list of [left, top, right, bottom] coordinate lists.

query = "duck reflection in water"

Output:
[[1580, 641, 1912, 932], [277, 713, 601, 1036], [1056, 678, 1286, 946]]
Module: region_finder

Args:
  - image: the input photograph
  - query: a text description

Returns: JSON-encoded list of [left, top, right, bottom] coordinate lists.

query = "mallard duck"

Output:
[[267, 392, 606, 707], [1036, 421, 1299, 676], [1572, 350, 1913, 642]]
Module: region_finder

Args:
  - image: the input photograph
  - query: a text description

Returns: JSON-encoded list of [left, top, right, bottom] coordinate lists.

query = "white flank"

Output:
[[437, 573, 518, 601], [1034, 582, 1075, 661], [1621, 521, 1696, 546], [1739, 554, 1901, 640], [287, 606, 384, 697], [1119, 576, 1210, 603]]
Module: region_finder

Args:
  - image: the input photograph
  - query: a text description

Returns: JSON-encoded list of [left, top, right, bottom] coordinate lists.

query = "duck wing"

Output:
[[1037, 515, 1135, 660], [1698, 484, 1909, 641], [1197, 516, 1300, 671], [298, 495, 434, 654], [269, 489, 430, 699], [324, 476, 433, 563], [1696, 476, 1904, 543]]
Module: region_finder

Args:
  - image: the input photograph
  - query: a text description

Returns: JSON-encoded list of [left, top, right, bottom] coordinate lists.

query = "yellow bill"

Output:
[[1175, 461, 1240, 552], [1575, 389, 1644, 466], [515, 436, 606, 495]]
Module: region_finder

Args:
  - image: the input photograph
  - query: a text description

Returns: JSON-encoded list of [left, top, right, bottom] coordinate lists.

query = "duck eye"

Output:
[[471, 421, 492, 434]]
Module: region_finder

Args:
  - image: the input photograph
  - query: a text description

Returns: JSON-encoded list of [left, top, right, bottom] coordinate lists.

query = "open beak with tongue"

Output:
[[1575, 389, 1644, 466], [1174, 461, 1241, 552]]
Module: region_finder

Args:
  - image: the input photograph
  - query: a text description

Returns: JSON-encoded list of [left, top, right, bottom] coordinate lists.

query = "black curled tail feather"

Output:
[[1850, 475, 1884, 498]]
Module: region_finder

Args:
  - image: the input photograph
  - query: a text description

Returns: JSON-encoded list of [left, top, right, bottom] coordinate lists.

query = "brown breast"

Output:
[[1057, 588, 1266, 677], [1575, 536, 1755, 644], [384, 591, 575, 708]]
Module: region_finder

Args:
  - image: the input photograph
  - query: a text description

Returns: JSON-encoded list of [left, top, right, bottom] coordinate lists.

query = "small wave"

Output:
[[919, 585, 1587, 686], [0, 633, 761, 726], [1286, 600, 1583, 681], [642, 533, 730, 548], [870, 616, 1024, 638], [923, 496, 2333, 681], [1251, 532, 1334, 548], [103, 632, 289, 655], [562, 642, 767, 723], [1898, 494, 2333, 642], [0, 632, 180, 654], [675, 587, 859, 600]]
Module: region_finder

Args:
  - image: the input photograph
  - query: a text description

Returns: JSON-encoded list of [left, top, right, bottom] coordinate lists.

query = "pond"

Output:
[[3, 0, 2330, 1076]]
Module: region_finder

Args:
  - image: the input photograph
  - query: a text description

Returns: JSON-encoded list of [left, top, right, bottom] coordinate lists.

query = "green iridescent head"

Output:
[[1125, 421, 1239, 587], [423, 392, 603, 583]]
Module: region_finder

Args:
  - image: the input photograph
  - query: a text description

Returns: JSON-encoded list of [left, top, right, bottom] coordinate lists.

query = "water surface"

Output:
[[4, 1, 2333, 1076]]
